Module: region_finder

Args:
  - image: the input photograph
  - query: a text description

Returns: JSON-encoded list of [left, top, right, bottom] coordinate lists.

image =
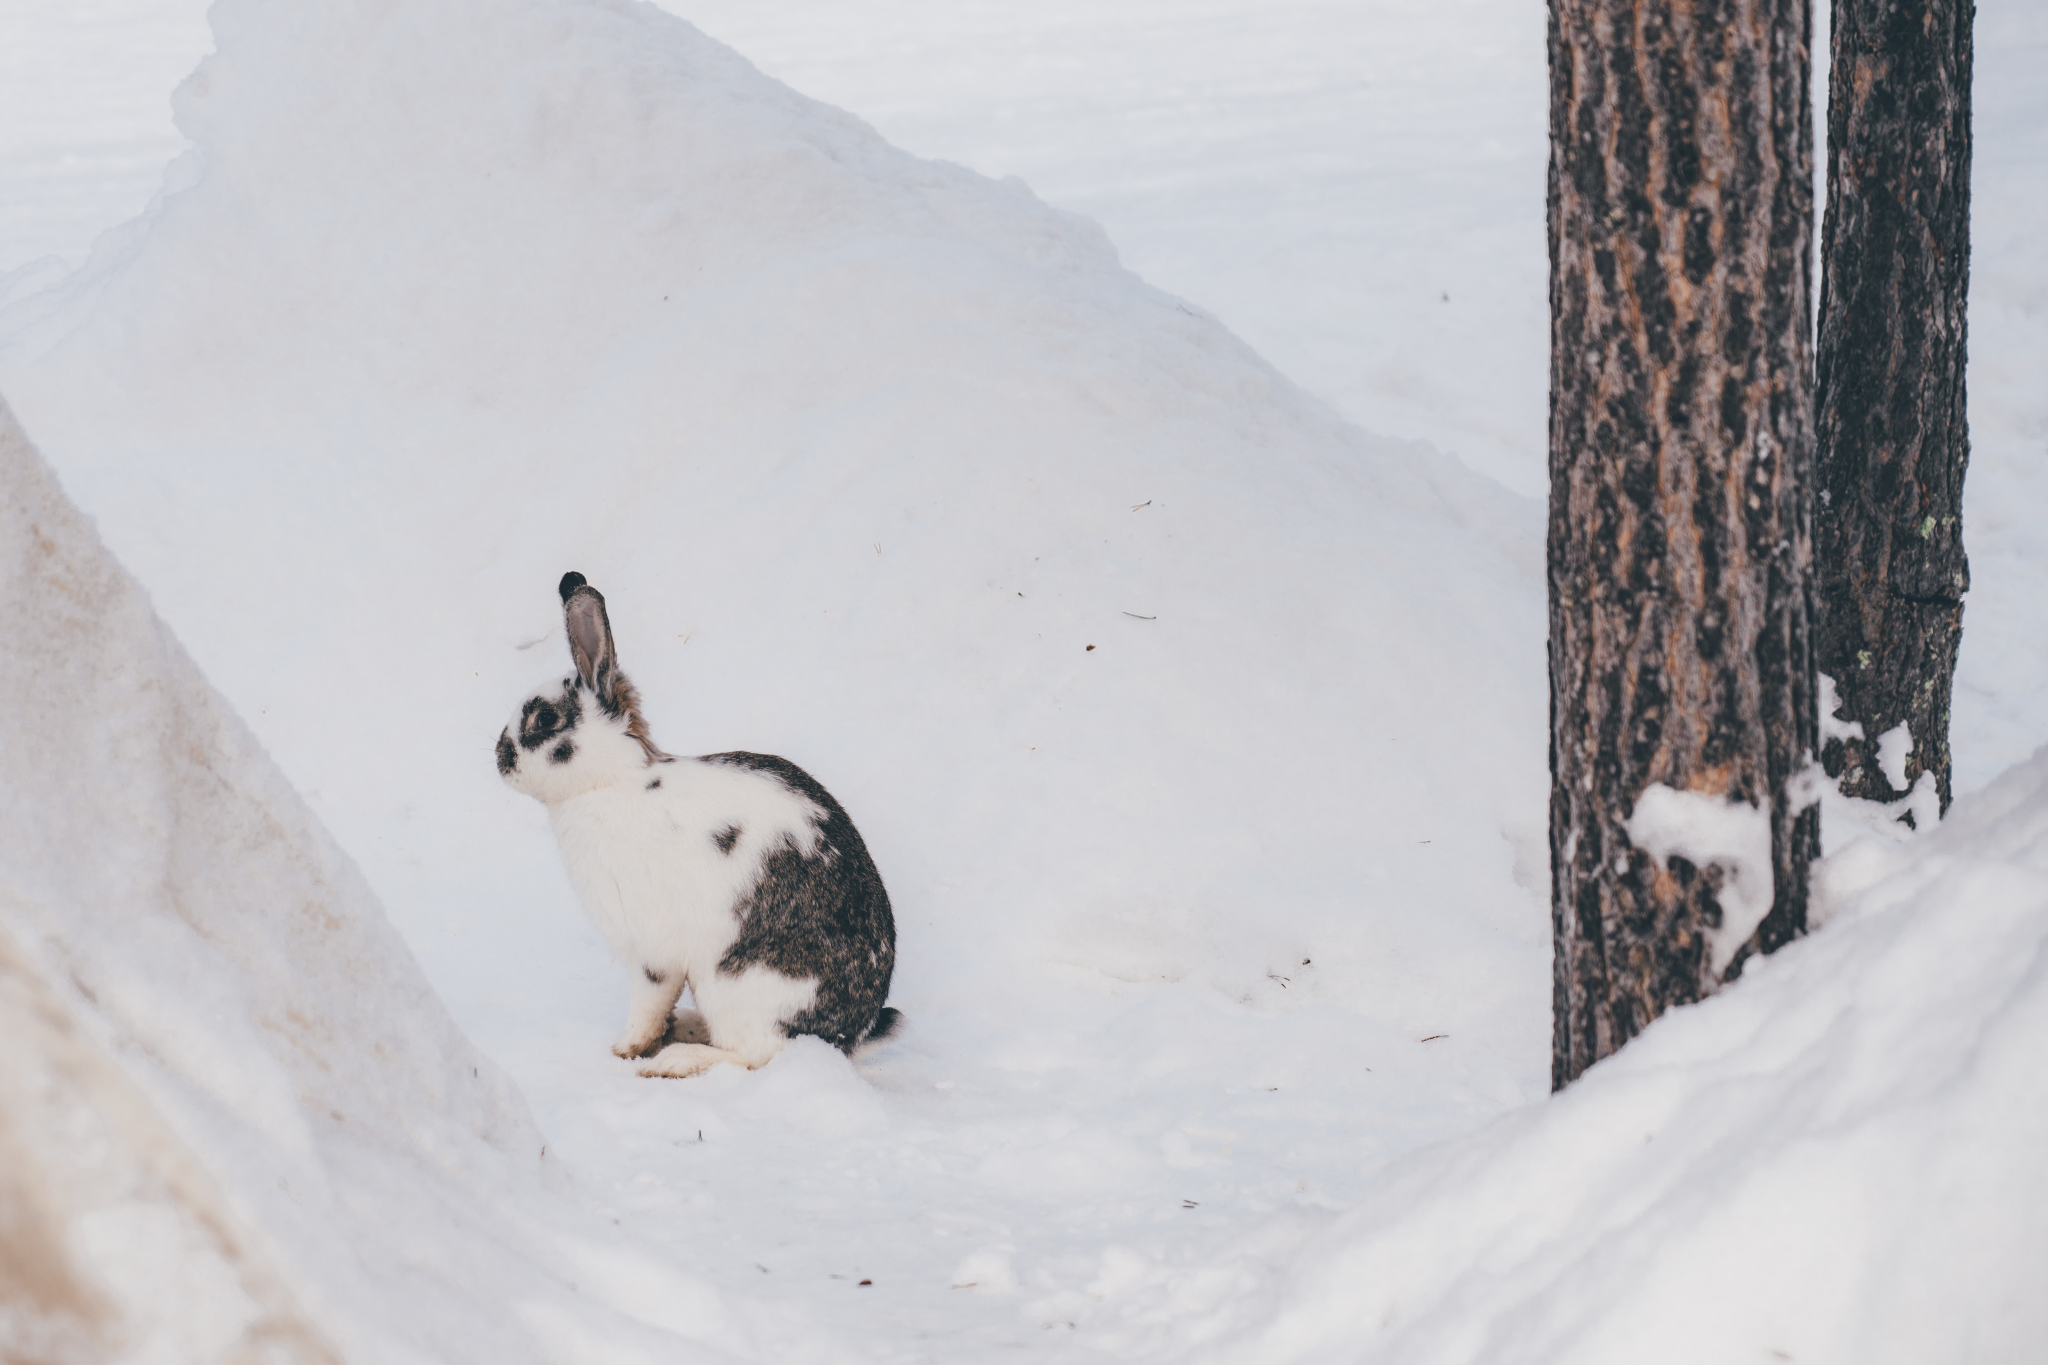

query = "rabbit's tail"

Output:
[[854, 1006, 903, 1053]]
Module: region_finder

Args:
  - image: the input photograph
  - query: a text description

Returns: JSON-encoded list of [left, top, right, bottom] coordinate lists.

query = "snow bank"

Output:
[[1162, 749, 2048, 1364], [0, 396, 821, 1363], [0, 915, 339, 1363]]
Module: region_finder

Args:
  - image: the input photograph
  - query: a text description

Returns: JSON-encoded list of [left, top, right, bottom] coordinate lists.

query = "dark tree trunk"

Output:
[[1548, 0, 1819, 1090], [1813, 0, 1972, 814]]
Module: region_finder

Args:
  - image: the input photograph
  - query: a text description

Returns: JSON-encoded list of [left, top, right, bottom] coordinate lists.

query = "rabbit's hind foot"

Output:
[[637, 1041, 760, 1079]]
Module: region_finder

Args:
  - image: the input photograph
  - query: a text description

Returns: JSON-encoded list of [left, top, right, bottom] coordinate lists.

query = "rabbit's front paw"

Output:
[[611, 1029, 667, 1059]]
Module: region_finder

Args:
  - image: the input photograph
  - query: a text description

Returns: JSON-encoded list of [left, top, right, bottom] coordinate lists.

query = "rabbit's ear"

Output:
[[560, 572, 618, 709]]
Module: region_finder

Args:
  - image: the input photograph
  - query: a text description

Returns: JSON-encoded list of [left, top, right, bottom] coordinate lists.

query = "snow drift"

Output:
[[0, 909, 339, 1364], [1019, 752, 2048, 1362], [1191, 751, 2048, 1364]]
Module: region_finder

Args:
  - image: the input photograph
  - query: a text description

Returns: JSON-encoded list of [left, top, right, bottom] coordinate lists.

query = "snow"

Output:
[[668, 0, 1551, 497], [1812, 676, 1942, 845], [0, 0, 213, 278], [1875, 722, 1915, 792], [1943, 4, 2048, 795], [1210, 748, 2048, 1364], [1, 0, 2045, 1360], [0, 902, 335, 1363], [1623, 786, 1776, 977], [1816, 672, 1866, 744]]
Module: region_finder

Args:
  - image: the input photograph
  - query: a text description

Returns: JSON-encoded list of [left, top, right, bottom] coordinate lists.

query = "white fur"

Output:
[[639, 966, 822, 1078], [500, 685, 826, 1072]]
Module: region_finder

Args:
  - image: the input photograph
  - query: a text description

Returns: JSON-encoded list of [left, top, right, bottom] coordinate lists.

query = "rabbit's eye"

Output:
[[519, 690, 580, 750]]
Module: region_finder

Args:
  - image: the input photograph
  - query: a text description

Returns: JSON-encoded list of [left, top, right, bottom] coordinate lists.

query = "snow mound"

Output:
[[0, 916, 340, 1364], [1163, 748, 2048, 1364], [0, 0, 1547, 1092], [0, 396, 809, 1363]]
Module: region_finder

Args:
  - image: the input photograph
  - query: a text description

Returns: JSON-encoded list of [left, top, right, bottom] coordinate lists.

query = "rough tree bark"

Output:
[[1548, 0, 1819, 1090], [1814, 0, 1973, 814]]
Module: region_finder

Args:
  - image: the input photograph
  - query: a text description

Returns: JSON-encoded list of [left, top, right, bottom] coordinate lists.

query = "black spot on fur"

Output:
[[559, 571, 588, 600], [704, 752, 896, 1053], [646, 777, 662, 790], [519, 688, 581, 751], [550, 739, 575, 764], [496, 729, 517, 775], [643, 966, 664, 984], [713, 824, 741, 855]]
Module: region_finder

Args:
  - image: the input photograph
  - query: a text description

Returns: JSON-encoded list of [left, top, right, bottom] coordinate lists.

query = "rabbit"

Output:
[[496, 571, 899, 1078]]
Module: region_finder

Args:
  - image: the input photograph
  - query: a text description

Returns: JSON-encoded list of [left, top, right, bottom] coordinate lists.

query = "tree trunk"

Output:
[[1548, 0, 1819, 1091], [1813, 0, 1972, 814]]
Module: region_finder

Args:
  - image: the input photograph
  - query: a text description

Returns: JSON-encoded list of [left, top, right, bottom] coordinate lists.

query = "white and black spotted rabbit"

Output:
[[497, 572, 899, 1078]]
